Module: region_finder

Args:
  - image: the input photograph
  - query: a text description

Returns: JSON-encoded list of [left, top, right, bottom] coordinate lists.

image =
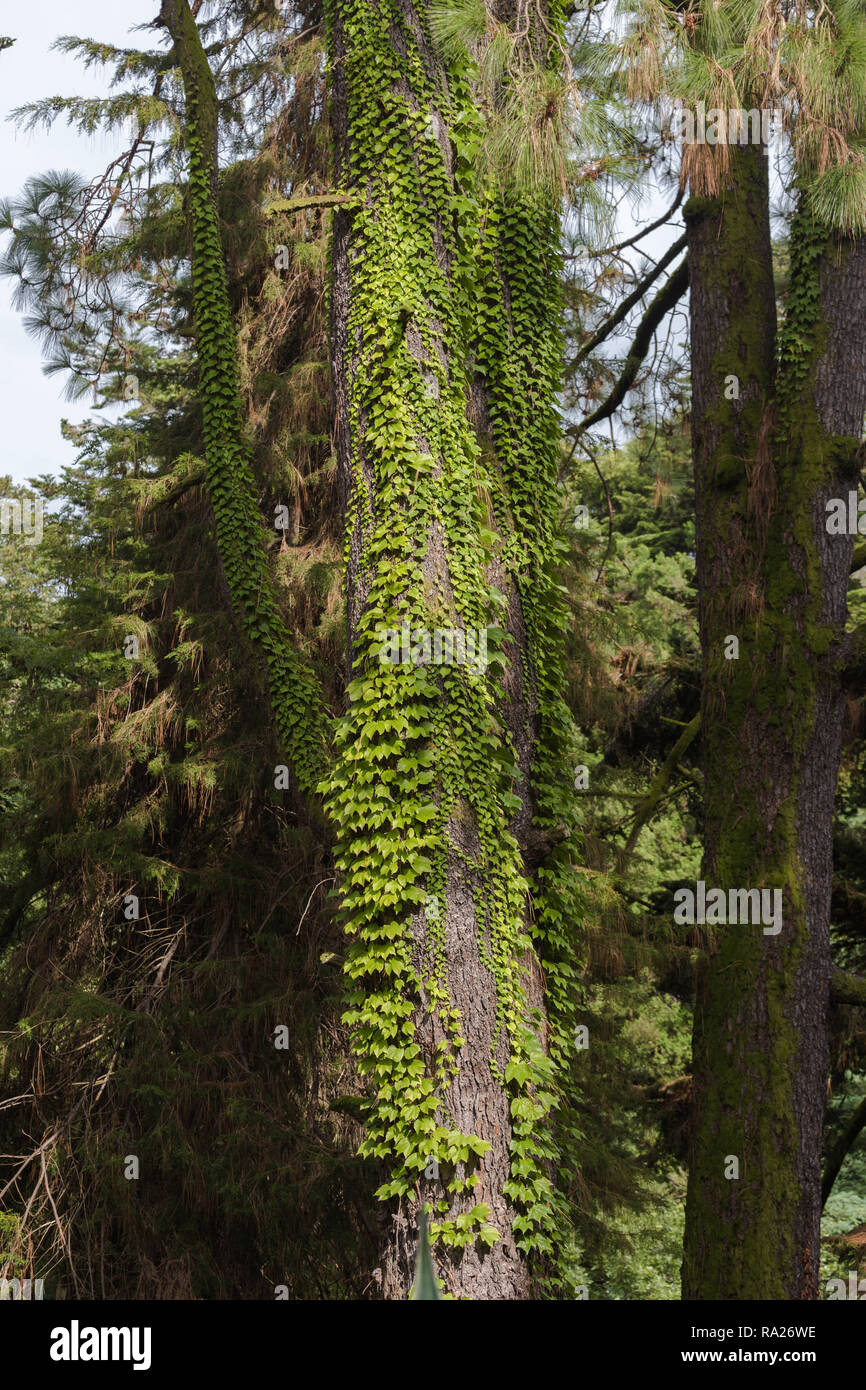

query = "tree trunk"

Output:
[[326, 0, 567, 1300], [682, 139, 866, 1298]]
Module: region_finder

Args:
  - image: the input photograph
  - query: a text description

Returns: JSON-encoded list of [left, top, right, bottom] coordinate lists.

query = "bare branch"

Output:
[[568, 256, 690, 440]]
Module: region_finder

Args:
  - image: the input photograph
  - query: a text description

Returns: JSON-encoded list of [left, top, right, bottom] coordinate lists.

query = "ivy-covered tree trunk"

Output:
[[682, 140, 866, 1299], [326, 0, 572, 1299], [158, 0, 328, 798]]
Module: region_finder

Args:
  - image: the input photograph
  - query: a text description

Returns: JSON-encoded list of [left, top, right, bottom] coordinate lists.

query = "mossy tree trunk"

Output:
[[159, 0, 328, 797], [682, 140, 866, 1299]]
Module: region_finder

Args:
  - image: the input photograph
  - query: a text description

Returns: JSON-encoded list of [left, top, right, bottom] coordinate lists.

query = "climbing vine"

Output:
[[324, 0, 525, 1252], [323, 0, 585, 1285], [160, 0, 328, 798], [475, 189, 587, 1257], [468, 0, 588, 1281], [167, 0, 584, 1289]]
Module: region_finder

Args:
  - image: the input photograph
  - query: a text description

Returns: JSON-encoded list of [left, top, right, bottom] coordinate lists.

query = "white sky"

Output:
[[1, 0, 156, 484]]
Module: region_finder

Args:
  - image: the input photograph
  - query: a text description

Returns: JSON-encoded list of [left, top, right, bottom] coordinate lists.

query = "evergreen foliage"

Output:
[[0, 0, 864, 1303]]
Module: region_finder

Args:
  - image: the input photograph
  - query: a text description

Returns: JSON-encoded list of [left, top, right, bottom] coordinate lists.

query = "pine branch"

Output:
[[620, 712, 701, 866], [822, 1091, 866, 1209], [590, 192, 684, 259], [264, 192, 353, 216], [568, 233, 686, 373], [830, 968, 866, 1007], [568, 256, 689, 441]]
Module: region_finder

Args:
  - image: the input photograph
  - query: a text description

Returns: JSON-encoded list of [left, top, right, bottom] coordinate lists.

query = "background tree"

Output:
[[617, 0, 866, 1297]]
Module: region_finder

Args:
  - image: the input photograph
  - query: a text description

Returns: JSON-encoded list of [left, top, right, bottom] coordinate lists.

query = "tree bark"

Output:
[[682, 139, 866, 1299], [326, 0, 564, 1300]]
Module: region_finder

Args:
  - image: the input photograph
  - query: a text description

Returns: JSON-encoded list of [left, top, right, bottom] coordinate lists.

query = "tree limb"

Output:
[[822, 1091, 866, 1209], [157, 0, 330, 796], [568, 257, 690, 441], [831, 968, 866, 1007], [591, 191, 684, 259], [264, 192, 353, 216], [569, 233, 686, 374], [620, 712, 701, 865]]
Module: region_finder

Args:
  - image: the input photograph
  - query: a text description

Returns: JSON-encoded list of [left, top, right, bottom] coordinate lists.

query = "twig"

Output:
[[620, 713, 702, 866], [296, 878, 336, 934], [590, 191, 684, 259], [568, 257, 690, 441]]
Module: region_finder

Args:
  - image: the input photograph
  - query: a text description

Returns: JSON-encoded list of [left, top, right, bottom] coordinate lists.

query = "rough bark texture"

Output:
[[328, 0, 555, 1300], [682, 141, 866, 1299]]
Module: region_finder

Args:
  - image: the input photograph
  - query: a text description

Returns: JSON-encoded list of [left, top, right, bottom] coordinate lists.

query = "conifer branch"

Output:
[[831, 968, 866, 1008], [568, 256, 689, 440], [263, 192, 353, 215], [822, 1090, 866, 1209], [568, 233, 687, 373], [620, 712, 701, 865]]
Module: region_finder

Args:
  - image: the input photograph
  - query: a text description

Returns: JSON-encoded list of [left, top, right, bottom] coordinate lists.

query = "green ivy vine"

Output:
[[323, 0, 584, 1283], [162, 0, 328, 799], [168, 0, 585, 1291]]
